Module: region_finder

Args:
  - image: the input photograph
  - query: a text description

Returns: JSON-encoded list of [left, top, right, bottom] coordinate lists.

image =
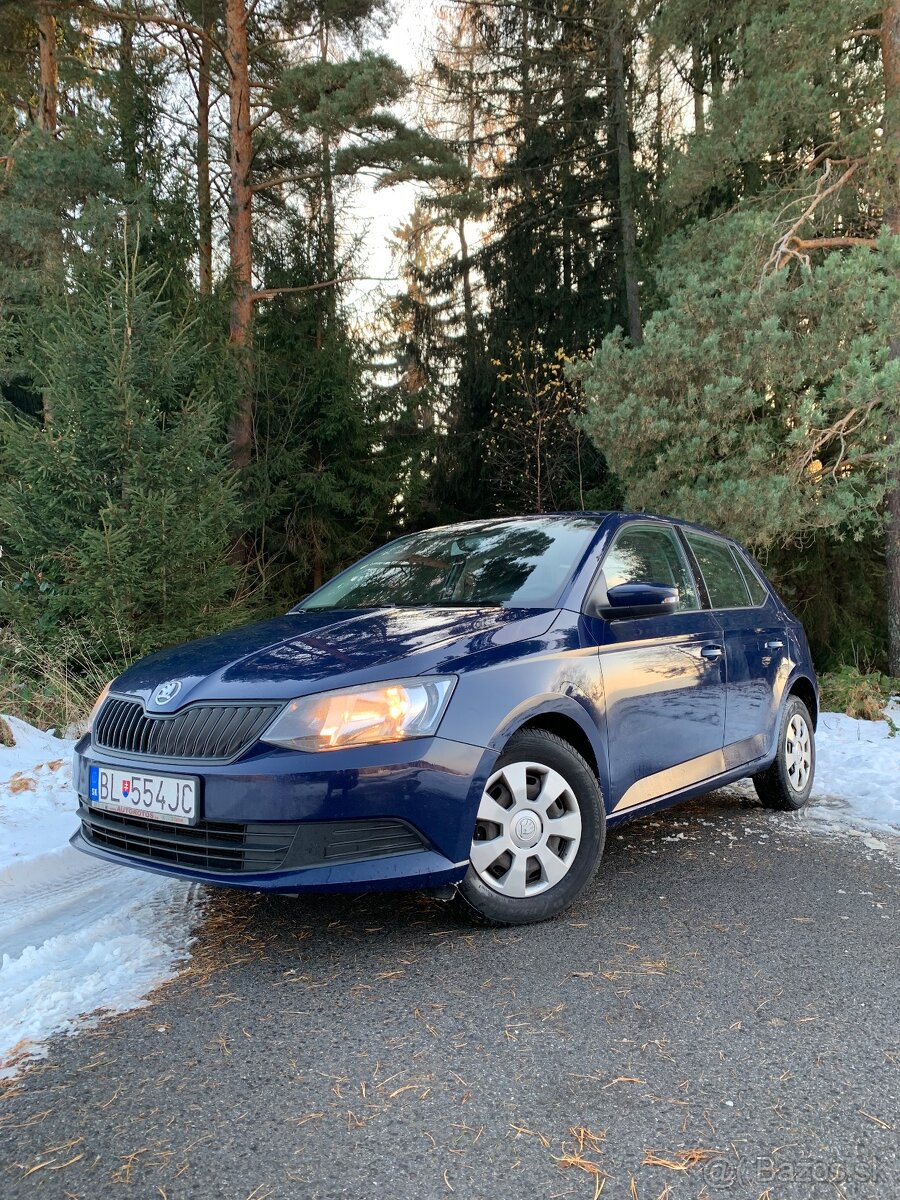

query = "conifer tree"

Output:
[[0, 256, 240, 657], [580, 0, 900, 672]]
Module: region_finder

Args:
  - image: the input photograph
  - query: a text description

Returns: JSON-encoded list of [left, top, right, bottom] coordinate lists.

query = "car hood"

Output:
[[111, 606, 559, 712]]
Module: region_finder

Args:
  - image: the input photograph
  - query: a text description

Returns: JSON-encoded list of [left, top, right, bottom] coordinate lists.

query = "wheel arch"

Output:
[[486, 694, 610, 804], [787, 674, 818, 729], [515, 712, 600, 779]]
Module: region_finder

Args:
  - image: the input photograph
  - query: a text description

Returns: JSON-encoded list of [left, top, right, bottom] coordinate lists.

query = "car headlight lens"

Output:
[[86, 681, 112, 732], [261, 676, 456, 752]]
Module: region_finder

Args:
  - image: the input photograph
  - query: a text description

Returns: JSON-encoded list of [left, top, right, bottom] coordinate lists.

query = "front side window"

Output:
[[299, 517, 599, 610], [601, 526, 699, 611], [684, 532, 751, 609]]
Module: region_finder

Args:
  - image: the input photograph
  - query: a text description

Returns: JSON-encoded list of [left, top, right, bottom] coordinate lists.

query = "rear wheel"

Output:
[[753, 695, 815, 811], [453, 729, 605, 926]]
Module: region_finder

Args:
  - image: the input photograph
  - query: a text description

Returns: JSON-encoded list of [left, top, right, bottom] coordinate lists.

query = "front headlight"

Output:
[[86, 681, 113, 732], [261, 676, 456, 752]]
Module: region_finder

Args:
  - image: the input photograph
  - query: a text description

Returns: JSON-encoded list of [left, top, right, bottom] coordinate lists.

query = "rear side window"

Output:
[[733, 551, 769, 606], [683, 532, 751, 609], [602, 526, 700, 611]]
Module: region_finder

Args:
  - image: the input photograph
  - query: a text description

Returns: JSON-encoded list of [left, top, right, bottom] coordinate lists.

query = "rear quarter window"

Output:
[[733, 550, 769, 606]]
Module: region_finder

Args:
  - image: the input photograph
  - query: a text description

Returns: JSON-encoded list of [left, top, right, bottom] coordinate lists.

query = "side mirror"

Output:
[[597, 582, 679, 620]]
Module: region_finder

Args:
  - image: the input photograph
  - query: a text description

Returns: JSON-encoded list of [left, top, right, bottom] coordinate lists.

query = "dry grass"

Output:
[[818, 666, 898, 724], [0, 623, 131, 733], [553, 1126, 609, 1198], [0, 1038, 38, 1084], [0, 715, 14, 746], [641, 1147, 718, 1171], [555, 1151, 607, 1198], [164, 889, 269, 992]]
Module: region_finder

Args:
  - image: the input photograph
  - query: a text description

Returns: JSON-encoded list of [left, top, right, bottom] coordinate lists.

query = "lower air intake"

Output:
[[78, 806, 427, 874]]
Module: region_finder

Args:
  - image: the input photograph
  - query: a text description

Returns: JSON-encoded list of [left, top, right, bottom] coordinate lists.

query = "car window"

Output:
[[602, 526, 700, 611], [299, 517, 599, 610], [733, 550, 769, 606], [683, 532, 751, 609]]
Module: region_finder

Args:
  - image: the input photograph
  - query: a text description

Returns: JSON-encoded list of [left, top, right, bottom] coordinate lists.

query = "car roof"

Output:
[[421, 512, 747, 548]]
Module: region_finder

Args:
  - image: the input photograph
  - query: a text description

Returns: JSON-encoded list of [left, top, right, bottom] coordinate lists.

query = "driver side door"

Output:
[[582, 522, 727, 815]]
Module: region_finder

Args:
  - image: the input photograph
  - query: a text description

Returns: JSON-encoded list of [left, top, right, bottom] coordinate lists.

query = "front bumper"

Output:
[[71, 734, 492, 894]]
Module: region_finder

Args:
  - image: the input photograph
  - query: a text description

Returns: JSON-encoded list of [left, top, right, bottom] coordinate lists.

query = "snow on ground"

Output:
[[782, 702, 900, 856], [0, 715, 200, 1078], [0, 717, 79, 872], [809, 704, 900, 830]]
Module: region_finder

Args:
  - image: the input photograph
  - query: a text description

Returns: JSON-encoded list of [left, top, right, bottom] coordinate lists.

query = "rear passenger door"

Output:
[[680, 531, 789, 769]]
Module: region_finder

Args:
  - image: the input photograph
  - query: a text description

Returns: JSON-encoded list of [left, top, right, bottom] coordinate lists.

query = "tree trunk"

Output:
[[319, 23, 336, 333], [610, 11, 642, 345], [710, 36, 723, 101], [197, 30, 213, 296], [459, 23, 478, 346], [458, 218, 476, 342], [36, 1, 58, 424], [119, 18, 139, 186], [36, 2, 58, 134], [654, 63, 664, 188], [225, 0, 254, 473], [691, 42, 704, 134], [881, 0, 900, 674]]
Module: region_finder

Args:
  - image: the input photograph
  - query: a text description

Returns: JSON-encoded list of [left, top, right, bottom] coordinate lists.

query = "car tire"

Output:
[[752, 695, 816, 811], [452, 729, 606, 926]]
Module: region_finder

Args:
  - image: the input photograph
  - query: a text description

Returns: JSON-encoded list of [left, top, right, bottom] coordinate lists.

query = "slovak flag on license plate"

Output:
[[121, 780, 131, 798]]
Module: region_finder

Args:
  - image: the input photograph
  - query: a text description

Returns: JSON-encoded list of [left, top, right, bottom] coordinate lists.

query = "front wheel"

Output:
[[752, 696, 816, 811], [452, 729, 605, 926]]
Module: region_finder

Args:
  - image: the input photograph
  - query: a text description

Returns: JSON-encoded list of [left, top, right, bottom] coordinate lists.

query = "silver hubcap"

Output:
[[470, 760, 583, 898], [785, 713, 812, 791]]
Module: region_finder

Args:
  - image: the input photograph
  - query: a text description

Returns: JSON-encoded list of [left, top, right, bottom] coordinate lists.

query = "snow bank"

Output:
[[0, 715, 199, 1078], [0, 716, 80, 873], [800, 702, 900, 841]]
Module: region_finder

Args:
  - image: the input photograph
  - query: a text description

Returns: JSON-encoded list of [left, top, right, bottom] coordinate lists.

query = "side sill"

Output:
[[606, 755, 773, 826]]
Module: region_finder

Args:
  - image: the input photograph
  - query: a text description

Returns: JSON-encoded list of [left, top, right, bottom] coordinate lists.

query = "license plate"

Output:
[[88, 765, 199, 825]]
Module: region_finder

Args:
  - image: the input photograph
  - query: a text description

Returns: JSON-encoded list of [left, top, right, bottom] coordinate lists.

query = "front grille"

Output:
[[78, 805, 427, 875], [93, 697, 280, 762]]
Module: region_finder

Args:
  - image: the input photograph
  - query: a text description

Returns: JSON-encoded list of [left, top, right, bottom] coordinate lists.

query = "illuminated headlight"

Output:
[[87, 681, 113, 732], [261, 676, 457, 752]]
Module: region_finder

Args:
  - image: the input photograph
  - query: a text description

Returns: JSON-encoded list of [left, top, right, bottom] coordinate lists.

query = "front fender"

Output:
[[435, 609, 610, 816]]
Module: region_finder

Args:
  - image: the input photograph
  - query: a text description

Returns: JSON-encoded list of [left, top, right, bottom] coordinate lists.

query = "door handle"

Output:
[[699, 645, 723, 660], [765, 640, 784, 650]]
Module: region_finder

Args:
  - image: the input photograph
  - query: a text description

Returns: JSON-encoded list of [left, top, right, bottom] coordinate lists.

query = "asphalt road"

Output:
[[3, 789, 898, 1200]]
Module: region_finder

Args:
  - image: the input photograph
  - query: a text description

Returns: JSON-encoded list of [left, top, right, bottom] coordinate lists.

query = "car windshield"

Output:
[[298, 518, 600, 610]]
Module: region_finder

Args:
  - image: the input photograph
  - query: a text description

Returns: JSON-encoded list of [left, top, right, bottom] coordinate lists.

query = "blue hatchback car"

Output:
[[73, 513, 818, 924]]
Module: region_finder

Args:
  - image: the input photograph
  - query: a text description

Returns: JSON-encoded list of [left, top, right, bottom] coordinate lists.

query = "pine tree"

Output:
[[580, 0, 900, 670], [252, 223, 399, 598], [0, 255, 240, 658]]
